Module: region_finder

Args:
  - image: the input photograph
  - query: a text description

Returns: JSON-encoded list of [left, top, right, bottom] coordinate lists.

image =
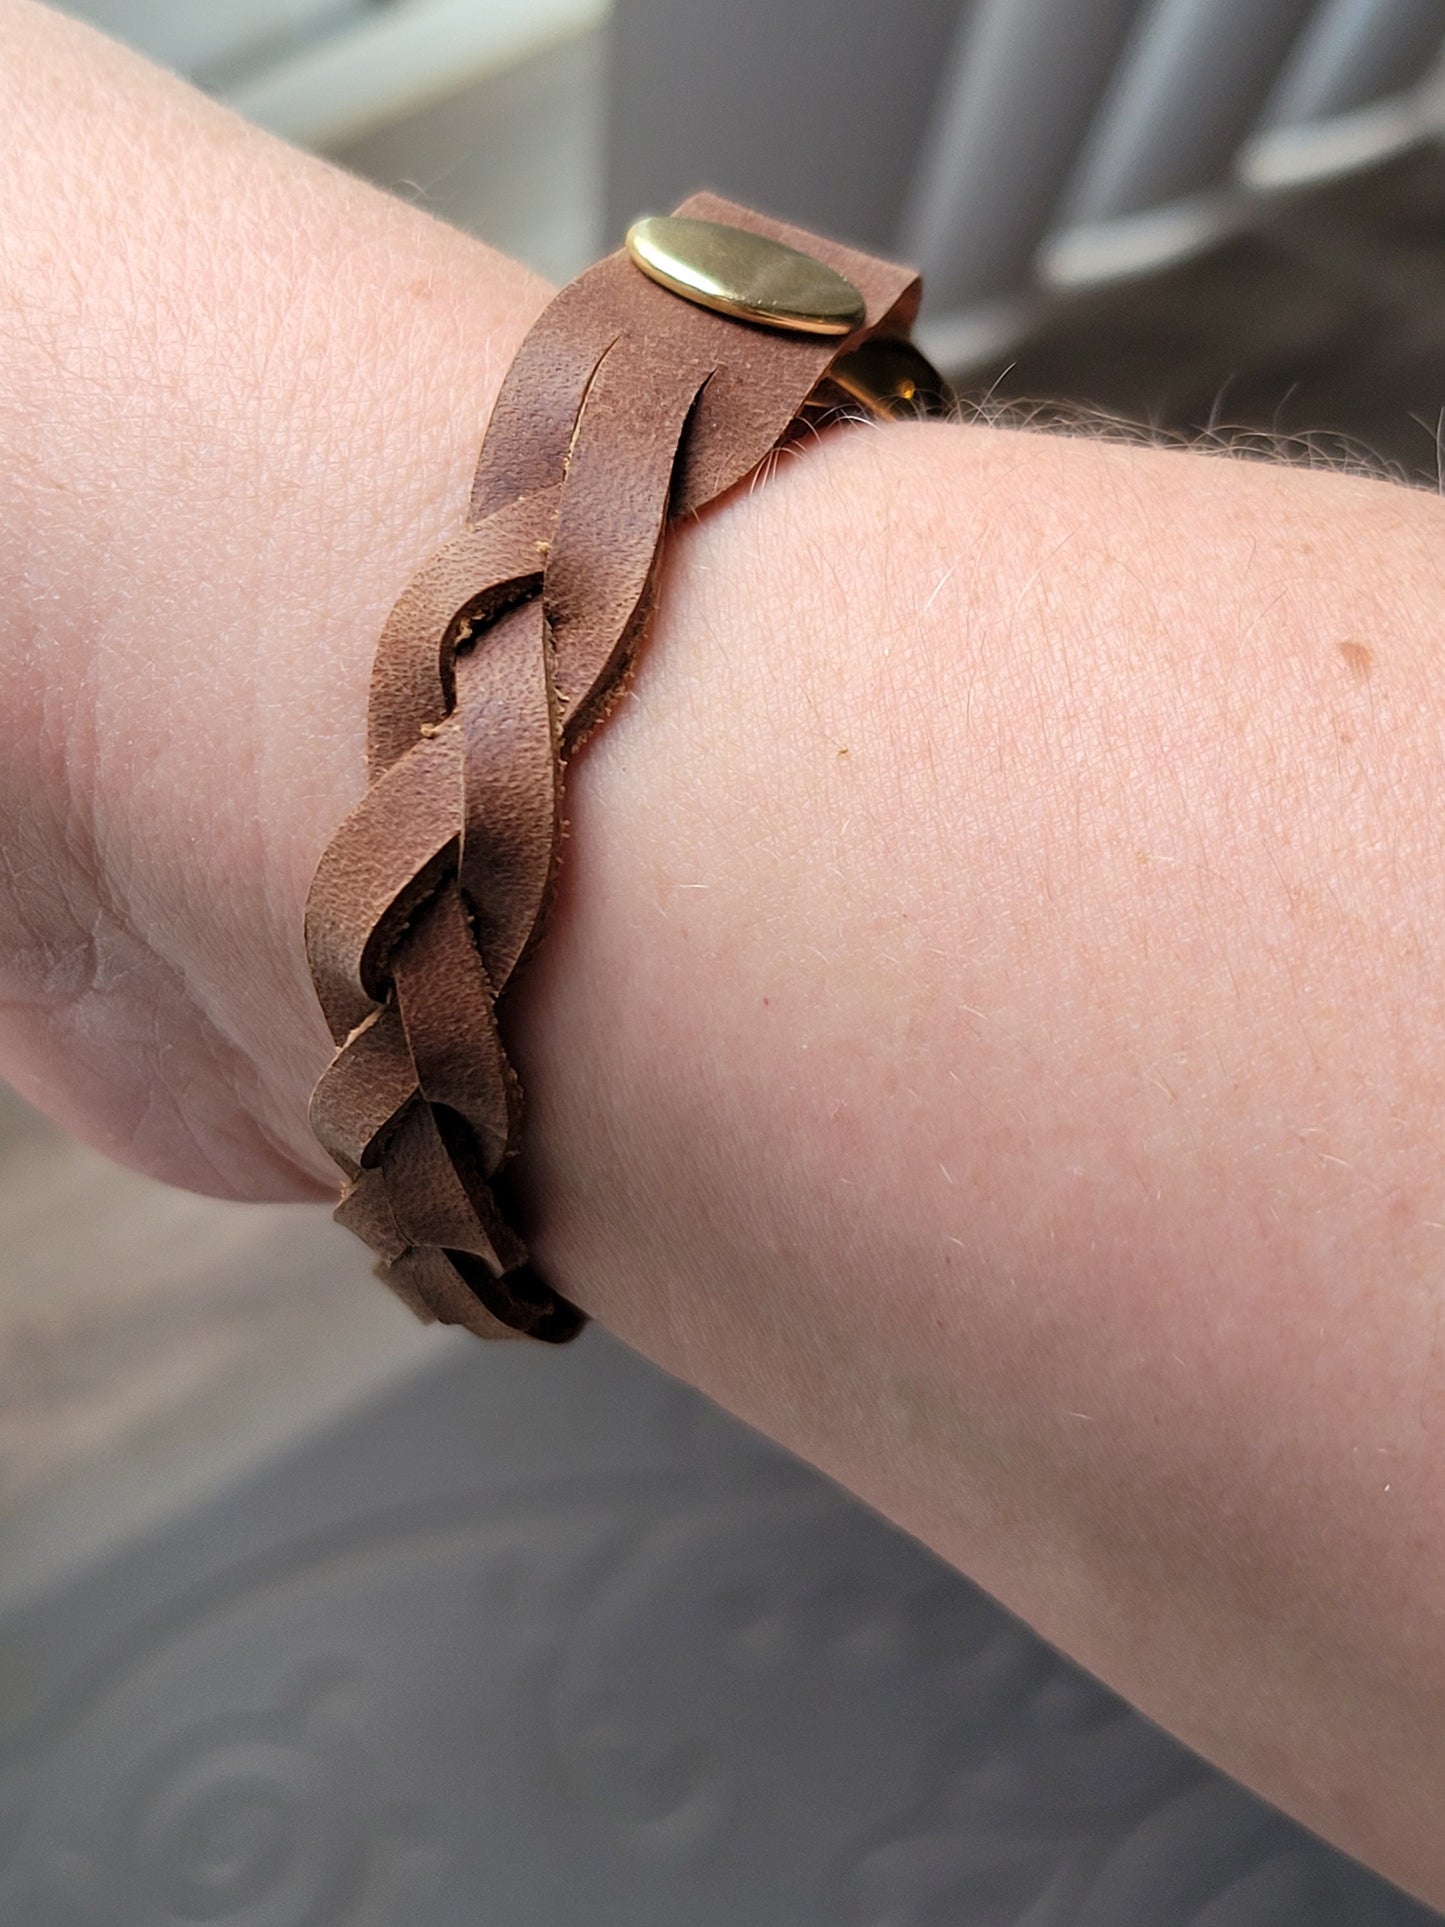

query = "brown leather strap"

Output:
[[304, 193, 922, 1342]]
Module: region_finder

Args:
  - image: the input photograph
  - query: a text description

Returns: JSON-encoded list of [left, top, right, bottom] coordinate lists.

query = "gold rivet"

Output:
[[626, 214, 866, 336], [824, 336, 954, 420]]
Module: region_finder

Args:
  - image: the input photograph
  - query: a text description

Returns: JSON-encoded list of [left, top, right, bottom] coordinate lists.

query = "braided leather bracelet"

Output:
[[304, 193, 950, 1344]]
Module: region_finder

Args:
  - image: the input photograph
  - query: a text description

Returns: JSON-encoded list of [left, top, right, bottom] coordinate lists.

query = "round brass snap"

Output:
[[626, 214, 866, 336]]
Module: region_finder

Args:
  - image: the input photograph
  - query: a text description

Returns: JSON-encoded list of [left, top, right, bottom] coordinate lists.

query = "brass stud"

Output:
[[823, 335, 955, 421], [626, 214, 866, 336]]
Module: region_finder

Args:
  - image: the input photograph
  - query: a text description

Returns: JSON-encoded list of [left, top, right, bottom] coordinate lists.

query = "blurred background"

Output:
[[5, 3, 1445, 1923], [52, 0, 1445, 472]]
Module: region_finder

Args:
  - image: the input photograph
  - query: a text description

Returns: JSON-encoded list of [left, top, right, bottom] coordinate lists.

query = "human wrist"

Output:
[[0, 0, 552, 1196]]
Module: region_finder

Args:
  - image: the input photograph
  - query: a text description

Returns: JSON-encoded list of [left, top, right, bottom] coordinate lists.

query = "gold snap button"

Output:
[[824, 336, 955, 420], [626, 214, 866, 336]]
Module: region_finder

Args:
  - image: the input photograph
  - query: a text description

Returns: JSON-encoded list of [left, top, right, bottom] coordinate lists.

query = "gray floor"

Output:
[[0, 1080, 437, 1520]]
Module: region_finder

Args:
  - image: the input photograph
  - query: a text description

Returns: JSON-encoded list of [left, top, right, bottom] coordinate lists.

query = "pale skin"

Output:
[[2, 0, 1444, 1903]]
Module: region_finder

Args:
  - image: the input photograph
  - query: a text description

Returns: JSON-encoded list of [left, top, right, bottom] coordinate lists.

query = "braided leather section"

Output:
[[304, 194, 921, 1341]]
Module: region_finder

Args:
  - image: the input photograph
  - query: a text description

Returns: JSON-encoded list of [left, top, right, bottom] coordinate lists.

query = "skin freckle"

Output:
[[1338, 639, 1374, 683]]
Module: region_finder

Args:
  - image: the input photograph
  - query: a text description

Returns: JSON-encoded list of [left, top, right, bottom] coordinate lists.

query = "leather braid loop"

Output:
[[305, 194, 923, 1341]]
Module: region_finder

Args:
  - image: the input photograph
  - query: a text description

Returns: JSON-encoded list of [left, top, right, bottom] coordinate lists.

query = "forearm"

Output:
[[4, 0, 1445, 1904], [537, 420, 1445, 1900]]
